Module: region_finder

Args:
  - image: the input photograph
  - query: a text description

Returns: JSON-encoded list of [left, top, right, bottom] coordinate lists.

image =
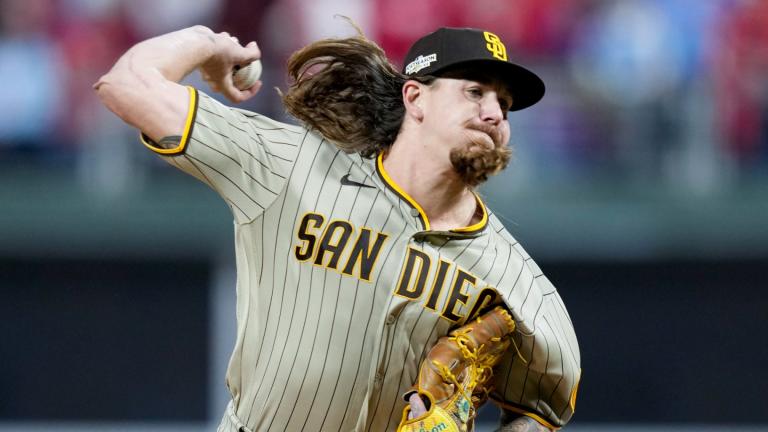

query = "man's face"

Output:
[[419, 74, 513, 186]]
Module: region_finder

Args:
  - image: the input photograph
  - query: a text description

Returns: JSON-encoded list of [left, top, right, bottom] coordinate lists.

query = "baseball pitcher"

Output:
[[95, 22, 580, 432]]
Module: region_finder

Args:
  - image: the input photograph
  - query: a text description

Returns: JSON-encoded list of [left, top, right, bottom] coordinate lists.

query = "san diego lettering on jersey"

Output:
[[393, 245, 500, 324], [294, 212, 389, 282], [294, 213, 500, 324]]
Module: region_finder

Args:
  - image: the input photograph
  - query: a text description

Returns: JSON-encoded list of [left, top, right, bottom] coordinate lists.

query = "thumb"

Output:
[[239, 41, 261, 64], [407, 393, 428, 419]]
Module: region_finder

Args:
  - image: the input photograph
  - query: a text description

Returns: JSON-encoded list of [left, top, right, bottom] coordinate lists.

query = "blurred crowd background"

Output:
[[1, 0, 767, 430], [1, 0, 767, 188]]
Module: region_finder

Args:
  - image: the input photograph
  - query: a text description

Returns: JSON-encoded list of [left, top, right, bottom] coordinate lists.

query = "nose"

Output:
[[480, 94, 504, 125]]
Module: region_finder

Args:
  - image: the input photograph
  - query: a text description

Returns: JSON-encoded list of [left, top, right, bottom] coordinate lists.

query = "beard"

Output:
[[450, 125, 511, 187]]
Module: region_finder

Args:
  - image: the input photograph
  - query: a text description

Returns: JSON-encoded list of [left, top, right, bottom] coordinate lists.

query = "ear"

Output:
[[402, 80, 425, 122]]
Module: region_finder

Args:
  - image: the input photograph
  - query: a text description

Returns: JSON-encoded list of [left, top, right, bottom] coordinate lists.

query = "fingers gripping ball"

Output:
[[233, 60, 262, 90], [397, 306, 516, 432]]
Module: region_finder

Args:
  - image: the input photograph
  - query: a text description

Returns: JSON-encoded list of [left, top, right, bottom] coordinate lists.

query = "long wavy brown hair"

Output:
[[282, 24, 429, 157]]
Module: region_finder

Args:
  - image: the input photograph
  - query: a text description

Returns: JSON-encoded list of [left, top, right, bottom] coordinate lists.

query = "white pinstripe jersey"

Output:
[[141, 87, 581, 431]]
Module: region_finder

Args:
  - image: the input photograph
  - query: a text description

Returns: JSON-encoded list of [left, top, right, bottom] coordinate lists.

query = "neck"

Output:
[[383, 135, 479, 231]]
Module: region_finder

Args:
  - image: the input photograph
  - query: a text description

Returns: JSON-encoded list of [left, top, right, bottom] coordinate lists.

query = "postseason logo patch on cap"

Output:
[[404, 53, 437, 75]]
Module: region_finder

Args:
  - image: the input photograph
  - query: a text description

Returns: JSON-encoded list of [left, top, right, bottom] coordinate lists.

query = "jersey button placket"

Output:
[[385, 314, 396, 325]]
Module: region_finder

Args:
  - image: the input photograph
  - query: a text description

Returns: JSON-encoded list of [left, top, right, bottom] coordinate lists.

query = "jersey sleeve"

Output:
[[139, 87, 310, 223], [490, 244, 581, 429]]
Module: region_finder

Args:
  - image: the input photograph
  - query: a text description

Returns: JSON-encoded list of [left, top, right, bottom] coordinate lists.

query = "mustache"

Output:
[[465, 123, 504, 147]]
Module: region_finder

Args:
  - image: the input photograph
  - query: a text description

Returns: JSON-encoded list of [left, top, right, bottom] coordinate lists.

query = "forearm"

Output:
[[94, 25, 261, 141], [498, 411, 554, 432], [97, 26, 216, 89], [93, 26, 216, 137]]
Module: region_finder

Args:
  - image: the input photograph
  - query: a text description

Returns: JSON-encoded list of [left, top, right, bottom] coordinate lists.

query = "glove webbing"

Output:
[[429, 321, 510, 414]]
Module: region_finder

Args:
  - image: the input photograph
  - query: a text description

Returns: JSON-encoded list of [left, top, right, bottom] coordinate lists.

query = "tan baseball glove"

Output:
[[397, 305, 516, 432]]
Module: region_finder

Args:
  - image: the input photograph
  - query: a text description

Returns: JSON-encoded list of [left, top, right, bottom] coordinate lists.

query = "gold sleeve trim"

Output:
[[140, 86, 198, 155], [491, 399, 560, 430], [570, 369, 581, 412]]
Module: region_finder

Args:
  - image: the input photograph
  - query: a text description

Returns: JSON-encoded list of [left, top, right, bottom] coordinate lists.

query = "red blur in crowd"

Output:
[[372, 0, 584, 66], [714, 0, 768, 164]]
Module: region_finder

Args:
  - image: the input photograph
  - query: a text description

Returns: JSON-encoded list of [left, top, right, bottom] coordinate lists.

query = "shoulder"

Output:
[[486, 211, 521, 247], [195, 90, 307, 137]]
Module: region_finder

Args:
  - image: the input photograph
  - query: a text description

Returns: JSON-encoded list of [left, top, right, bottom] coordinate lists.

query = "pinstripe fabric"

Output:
[[146, 88, 580, 431]]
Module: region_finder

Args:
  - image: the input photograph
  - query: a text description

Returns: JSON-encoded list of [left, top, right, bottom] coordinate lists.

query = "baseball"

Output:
[[233, 60, 262, 90]]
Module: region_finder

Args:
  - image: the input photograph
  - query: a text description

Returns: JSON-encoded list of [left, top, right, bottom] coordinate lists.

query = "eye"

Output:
[[467, 87, 483, 99], [498, 98, 510, 112]]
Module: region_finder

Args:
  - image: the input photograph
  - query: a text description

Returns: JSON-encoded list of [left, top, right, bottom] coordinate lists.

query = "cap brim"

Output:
[[432, 59, 545, 111]]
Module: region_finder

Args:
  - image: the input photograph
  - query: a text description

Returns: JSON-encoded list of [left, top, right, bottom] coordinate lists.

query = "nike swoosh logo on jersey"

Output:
[[341, 173, 375, 189]]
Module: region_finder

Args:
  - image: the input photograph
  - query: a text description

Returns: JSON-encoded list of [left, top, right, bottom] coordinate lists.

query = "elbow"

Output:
[[93, 71, 115, 101], [93, 62, 141, 100], [92, 64, 153, 124], [93, 71, 130, 119], [93, 65, 190, 140]]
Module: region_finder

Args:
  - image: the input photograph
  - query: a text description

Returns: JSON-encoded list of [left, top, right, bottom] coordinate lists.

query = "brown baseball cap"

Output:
[[402, 27, 545, 111]]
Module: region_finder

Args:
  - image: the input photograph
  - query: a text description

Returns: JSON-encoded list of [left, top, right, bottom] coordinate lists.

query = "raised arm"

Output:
[[93, 26, 262, 143]]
